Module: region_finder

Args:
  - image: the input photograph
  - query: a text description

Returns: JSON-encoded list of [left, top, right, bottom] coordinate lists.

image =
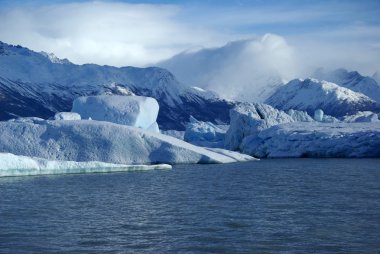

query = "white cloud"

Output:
[[0, 1, 228, 66], [159, 34, 298, 102], [287, 24, 380, 76], [211, 34, 298, 101], [0, 0, 379, 77]]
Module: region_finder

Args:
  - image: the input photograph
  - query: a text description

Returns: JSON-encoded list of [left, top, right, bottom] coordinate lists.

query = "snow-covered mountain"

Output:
[[265, 78, 378, 117], [0, 41, 235, 130], [158, 35, 295, 102], [313, 68, 380, 102]]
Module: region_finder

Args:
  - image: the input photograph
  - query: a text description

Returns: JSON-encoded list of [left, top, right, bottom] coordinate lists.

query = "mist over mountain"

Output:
[[158, 34, 297, 102]]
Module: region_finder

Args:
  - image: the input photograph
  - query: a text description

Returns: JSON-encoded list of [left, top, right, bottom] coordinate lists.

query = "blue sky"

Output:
[[0, 0, 379, 74]]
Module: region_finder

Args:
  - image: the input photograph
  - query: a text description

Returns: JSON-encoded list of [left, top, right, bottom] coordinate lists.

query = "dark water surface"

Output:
[[1, 159, 380, 253]]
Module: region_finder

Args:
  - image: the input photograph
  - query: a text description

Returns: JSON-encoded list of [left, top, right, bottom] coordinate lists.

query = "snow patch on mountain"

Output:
[[40, 51, 71, 64]]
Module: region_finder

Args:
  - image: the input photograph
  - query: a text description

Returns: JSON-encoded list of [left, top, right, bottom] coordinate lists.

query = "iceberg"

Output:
[[314, 109, 324, 122], [224, 103, 294, 150], [184, 116, 227, 148], [72, 95, 159, 131], [241, 122, 380, 158], [0, 153, 171, 177], [0, 119, 254, 164], [287, 109, 314, 122]]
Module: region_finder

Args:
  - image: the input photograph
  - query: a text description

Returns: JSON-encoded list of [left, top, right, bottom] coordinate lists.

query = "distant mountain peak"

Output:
[[40, 51, 71, 64], [313, 68, 380, 102], [266, 78, 378, 117]]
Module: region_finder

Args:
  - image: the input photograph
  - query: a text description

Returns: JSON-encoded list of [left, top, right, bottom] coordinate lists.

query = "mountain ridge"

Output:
[[0, 41, 235, 130]]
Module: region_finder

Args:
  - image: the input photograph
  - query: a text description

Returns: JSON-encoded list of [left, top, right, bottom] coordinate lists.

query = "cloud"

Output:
[[0, 0, 379, 77], [0, 1, 227, 66], [159, 34, 298, 102], [287, 23, 380, 76], [210, 34, 299, 101]]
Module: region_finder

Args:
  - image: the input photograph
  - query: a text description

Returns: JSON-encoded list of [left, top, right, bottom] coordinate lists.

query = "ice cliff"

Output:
[[224, 103, 380, 158], [224, 103, 296, 151], [241, 122, 380, 158]]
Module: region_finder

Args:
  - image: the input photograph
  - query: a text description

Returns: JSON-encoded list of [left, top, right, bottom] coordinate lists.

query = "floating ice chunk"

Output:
[[0, 153, 171, 177], [54, 112, 81, 121], [72, 95, 159, 130]]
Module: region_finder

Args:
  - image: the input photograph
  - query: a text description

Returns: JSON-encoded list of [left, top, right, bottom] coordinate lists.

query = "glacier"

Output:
[[223, 102, 380, 158], [0, 153, 171, 177], [0, 119, 254, 165], [72, 95, 159, 131], [241, 122, 380, 158]]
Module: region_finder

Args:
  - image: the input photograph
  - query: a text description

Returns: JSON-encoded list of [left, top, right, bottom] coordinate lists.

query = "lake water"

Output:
[[1, 159, 380, 253]]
